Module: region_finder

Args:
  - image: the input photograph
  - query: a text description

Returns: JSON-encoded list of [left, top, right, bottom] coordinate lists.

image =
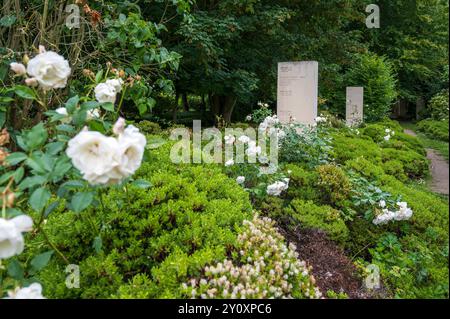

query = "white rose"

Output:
[[225, 159, 234, 167], [246, 115, 252, 121], [0, 215, 33, 259], [95, 83, 117, 104], [238, 135, 251, 144], [10, 62, 27, 76], [379, 200, 386, 208], [6, 283, 45, 299], [384, 135, 391, 141], [106, 78, 124, 93], [66, 130, 121, 185], [224, 135, 235, 145], [115, 125, 146, 177], [236, 176, 245, 184], [87, 108, 101, 120], [26, 51, 71, 90]]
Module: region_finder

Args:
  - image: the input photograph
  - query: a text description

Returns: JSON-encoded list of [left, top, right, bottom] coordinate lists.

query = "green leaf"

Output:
[[18, 175, 47, 191], [13, 166, 24, 182], [29, 187, 51, 212], [6, 152, 27, 165], [71, 191, 94, 213], [95, 70, 104, 83], [0, 171, 14, 185], [101, 102, 115, 112], [146, 137, 167, 149], [30, 251, 54, 272], [131, 179, 152, 189], [93, 236, 103, 254], [25, 123, 48, 149], [65, 95, 80, 113], [45, 142, 66, 155], [44, 201, 60, 218], [0, 15, 17, 27], [14, 85, 36, 100], [81, 101, 100, 110], [7, 259, 24, 280]]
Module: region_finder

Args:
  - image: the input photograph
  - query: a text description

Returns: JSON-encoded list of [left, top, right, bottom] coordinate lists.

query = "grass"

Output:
[[400, 121, 449, 161]]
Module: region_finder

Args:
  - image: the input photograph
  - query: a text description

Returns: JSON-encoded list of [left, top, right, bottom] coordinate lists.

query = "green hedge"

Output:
[[417, 119, 449, 142]]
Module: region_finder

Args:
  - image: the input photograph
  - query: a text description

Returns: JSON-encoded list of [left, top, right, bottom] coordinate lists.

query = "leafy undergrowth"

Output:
[[22, 119, 449, 299]]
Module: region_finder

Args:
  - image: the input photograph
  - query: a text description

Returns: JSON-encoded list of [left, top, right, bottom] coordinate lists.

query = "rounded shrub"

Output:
[[284, 200, 349, 244], [316, 164, 351, 206]]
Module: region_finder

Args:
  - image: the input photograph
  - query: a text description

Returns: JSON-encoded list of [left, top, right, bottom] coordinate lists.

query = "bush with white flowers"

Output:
[[1, 46, 148, 299]]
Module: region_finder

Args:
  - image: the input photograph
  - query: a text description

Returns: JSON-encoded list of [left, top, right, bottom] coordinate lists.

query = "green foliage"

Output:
[[344, 53, 397, 122], [135, 120, 162, 135], [417, 119, 449, 142], [31, 144, 253, 298], [284, 200, 349, 244], [279, 125, 332, 168], [428, 90, 449, 121], [381, 148, 429, 179], [316, 164, 351, 206]]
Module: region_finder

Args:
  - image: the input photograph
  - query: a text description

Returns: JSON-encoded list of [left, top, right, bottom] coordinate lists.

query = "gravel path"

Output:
[[404, 129, 449, 195]]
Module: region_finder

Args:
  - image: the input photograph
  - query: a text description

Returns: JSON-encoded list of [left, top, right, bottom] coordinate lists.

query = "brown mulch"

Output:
[[279, 227, 383, 299]]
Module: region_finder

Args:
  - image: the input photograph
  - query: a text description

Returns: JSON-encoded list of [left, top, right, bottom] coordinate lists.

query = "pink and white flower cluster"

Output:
[[183, 216, 321, 299]]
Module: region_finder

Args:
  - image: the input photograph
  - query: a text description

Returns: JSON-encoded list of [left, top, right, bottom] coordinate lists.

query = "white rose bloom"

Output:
[[379, 200, 386, 208], [238, 135, 251, 144], [246, 142, 262, 157], [87, 108, 101, 120], [55, 107, 71, 123], [10, 62, 27, 76], [106, 78, 124, 93], [266, 181, 288, 196], [115, 125, 146, 177], [236, 176, 245, 184], [246, 115, 252, 121], [55, 107, 68, 116], [66, 130, 121, 185], [26, 51, 71, 90], [225, 159, 235, 167], [6, 283, 45, 299], [385, 129, 391, 133], [95, 83, 117, 104], [384, 135, 391, 141], [0, 215, 33, 259], [224, 135, 235, 145]]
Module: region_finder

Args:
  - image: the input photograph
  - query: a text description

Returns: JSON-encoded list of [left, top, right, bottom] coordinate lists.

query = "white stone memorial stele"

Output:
[[277, 61, 318, 125], [346, 87, 364, 127]]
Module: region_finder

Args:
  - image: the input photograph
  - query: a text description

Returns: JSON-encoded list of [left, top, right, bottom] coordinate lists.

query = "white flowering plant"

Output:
[[0, 47, 149, 298]]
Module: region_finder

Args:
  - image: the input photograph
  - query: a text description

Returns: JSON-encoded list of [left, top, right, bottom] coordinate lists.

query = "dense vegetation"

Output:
[[0, 0, 448, 300]]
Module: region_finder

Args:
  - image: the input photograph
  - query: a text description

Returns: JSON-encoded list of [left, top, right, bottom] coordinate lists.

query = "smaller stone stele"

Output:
[[346, 87, 364, 127]]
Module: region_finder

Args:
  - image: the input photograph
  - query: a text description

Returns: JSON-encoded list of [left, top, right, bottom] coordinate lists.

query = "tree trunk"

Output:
[[182, 93, 189, 112], [210, 94, 237, 125]]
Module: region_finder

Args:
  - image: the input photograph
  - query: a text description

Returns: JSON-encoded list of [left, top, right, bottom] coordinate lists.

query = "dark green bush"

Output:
[[316, 164, 351, 206], [381, 148, 429, 179], [284, 200, 349, 244], [136, 120, 162, 135], [284, 164, 319, 202], [344, 53, 397, 122], [331, 134, 382, 165]]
